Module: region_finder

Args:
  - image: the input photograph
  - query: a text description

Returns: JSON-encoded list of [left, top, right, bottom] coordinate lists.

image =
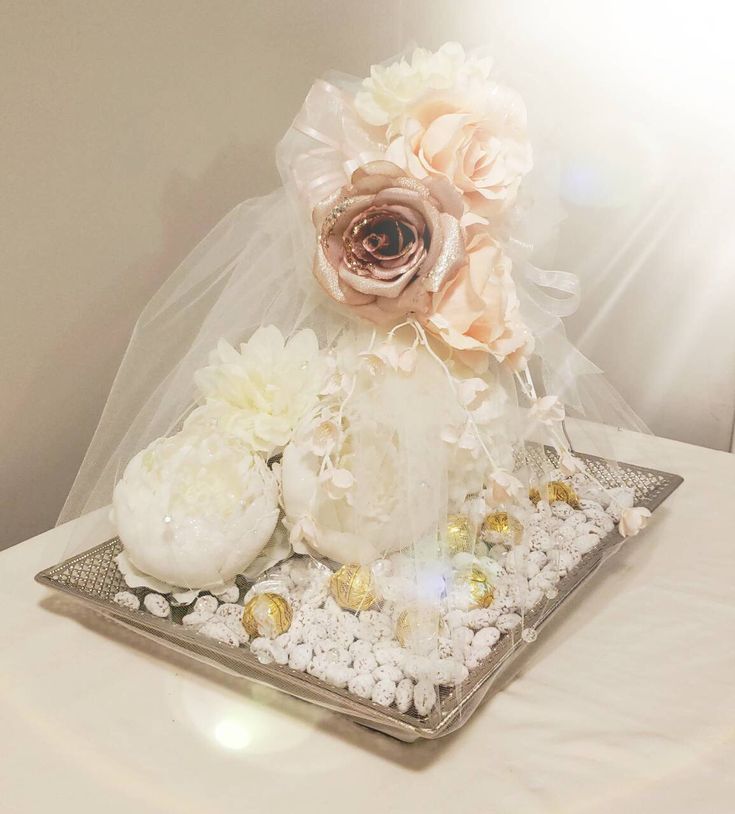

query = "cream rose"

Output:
[[425, 232, 533, 372], [385, 89, 532, 221], [354, 42, 493, 127], [313, 161, 466, 324]]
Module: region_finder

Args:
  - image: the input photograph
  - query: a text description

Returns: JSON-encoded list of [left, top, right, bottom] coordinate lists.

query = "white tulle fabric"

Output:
[[59, 51, 649, 563]]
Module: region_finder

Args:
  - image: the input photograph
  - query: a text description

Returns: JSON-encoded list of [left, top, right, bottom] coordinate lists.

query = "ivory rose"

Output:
[[385, 90, 532, 221], [354, 42, 493, 127], [424, 232, 533, 372], [313, 161, 466, 324]]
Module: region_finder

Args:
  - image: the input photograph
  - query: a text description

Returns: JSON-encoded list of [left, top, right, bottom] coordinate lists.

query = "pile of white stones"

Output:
[[115, 480, 631, 718]]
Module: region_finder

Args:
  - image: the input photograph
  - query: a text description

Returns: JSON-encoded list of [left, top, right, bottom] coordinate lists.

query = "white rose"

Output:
[[355, 42, 493, 128], [112, 427, 279, 590]]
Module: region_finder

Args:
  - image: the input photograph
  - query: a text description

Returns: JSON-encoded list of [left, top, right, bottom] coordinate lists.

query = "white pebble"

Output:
[[270, 642, 290, 665], [466, 646, 491, 670], [182, 610, 212, 627], [402, 654, 432, 681], [288, 643, 312, 672], [497, 613, 522, 632], [373, 643, 402, 666], [553, 525, 577, 545], [373, 664, 403, 683], [352, 653, 378, 674], [472, 626, 501, 650], [444, 609, 468, 629], [348, 672, 375, 699], [215, 602, 242, 621], [395, 678, 414, 713], [528, 548, 548, 566], [521, 588, 543, 611], [488, 543, 507, 560], [372, 678, 397, 707], [529, 573, 553, 593], [113, 591, 140, 611], [551, 501, 574, 519], [213, 584, 240, 603], [433, 658, 468, 686], [250, 637, 275, 664], [221, 614, 249, 644], [575, 532, 600, 554], [322, 646, 351, 666], [199, 620, 240, 648], [451, 626, 474, 658], [564, 512, 586, 528], [330, 626, 355, 649], [530, 529, 555, 551], [413, 680, 437, 716], [302, 624, 327, 646], [307, 653, 329, 680], [143, 593, 170, 618], [356, 621, 381, 643], [349, 639, 372, 659], [437, 636, 453, 658], [324, 662, 354, 688], [465, 608, 498, 630], [555, 550, 578, 573]]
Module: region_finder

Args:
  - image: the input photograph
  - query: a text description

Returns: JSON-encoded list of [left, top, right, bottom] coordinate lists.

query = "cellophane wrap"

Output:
[[57, 44, 659, 735]]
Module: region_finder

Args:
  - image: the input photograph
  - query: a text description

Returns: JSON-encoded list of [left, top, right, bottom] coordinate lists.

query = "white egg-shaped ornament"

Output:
[[112, 427, 279, 591]]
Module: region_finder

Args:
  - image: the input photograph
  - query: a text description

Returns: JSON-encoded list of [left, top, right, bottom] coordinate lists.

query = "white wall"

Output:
[[2, 0, 734, 549]]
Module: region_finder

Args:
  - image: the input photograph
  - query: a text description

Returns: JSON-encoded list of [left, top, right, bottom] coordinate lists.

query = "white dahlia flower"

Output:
[[191, 325, 326, 454]]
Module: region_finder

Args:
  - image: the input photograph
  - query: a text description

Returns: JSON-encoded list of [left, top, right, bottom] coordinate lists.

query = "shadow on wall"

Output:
[[1, 140, 261, 550]]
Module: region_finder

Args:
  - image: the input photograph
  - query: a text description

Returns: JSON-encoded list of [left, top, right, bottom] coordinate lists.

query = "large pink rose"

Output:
[[385, 89, 532, 223], [313, 161, 466, 324], [424, 232, 534, 372]]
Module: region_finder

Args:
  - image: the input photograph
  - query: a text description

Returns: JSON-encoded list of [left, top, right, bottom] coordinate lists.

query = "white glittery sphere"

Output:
[[113, 427, 279, 590]]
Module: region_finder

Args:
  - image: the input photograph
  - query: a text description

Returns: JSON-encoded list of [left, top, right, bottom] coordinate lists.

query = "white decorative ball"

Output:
[[112, 427, 279, 591]]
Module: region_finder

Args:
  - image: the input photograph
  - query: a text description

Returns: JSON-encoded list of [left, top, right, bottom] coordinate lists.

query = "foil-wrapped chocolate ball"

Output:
[[395, 607, 447, 651], [530, 481, 580, 509], [445, 514, 475, 554], [481, 511, 523, 545], [546, 480, 580, 508], [241, 592, 292, 638], [330, 565, 380, 611], [464, 566, 495, 609]]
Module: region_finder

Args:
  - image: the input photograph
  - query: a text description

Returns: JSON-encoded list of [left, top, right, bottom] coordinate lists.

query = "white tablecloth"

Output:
[[2, 429, 734, 813]]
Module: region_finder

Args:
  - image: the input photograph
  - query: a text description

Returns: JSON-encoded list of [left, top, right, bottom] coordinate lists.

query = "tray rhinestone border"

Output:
[[35, 447, 683, 741]]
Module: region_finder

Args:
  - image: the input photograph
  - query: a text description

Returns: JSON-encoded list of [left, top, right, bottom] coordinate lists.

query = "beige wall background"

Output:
[[2, 0, 734, 549]]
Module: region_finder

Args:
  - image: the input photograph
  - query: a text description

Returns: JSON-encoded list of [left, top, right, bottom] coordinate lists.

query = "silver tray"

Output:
[[35, 448, 682, 741]]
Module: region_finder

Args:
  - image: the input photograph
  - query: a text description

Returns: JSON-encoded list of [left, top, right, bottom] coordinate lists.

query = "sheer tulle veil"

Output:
[[60, 43, 650, 560]]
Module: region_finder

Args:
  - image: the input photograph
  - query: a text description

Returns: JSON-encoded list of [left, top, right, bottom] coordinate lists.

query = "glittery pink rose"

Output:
[[313, 161, 466, 324]]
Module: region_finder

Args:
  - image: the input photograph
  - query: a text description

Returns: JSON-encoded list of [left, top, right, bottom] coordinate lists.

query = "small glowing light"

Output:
[[214, 719, 252, 750]]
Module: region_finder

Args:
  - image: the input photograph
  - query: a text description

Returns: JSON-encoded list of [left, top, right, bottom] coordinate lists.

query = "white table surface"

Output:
[[2, 430, 735, 814]]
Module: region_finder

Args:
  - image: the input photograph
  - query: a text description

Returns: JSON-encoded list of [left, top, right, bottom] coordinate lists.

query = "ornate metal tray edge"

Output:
[[35, 455, 683, 742]]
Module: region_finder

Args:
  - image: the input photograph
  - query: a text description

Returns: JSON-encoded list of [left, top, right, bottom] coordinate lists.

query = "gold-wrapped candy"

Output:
[[241, 592, 292, 638], [530, 480, 580, 509], [481, 511, 523, 545], [396, 607, 447, 651], [330, 564, 380, 611], [462, 565, 495, 609], [445, 514, 475, 554]]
